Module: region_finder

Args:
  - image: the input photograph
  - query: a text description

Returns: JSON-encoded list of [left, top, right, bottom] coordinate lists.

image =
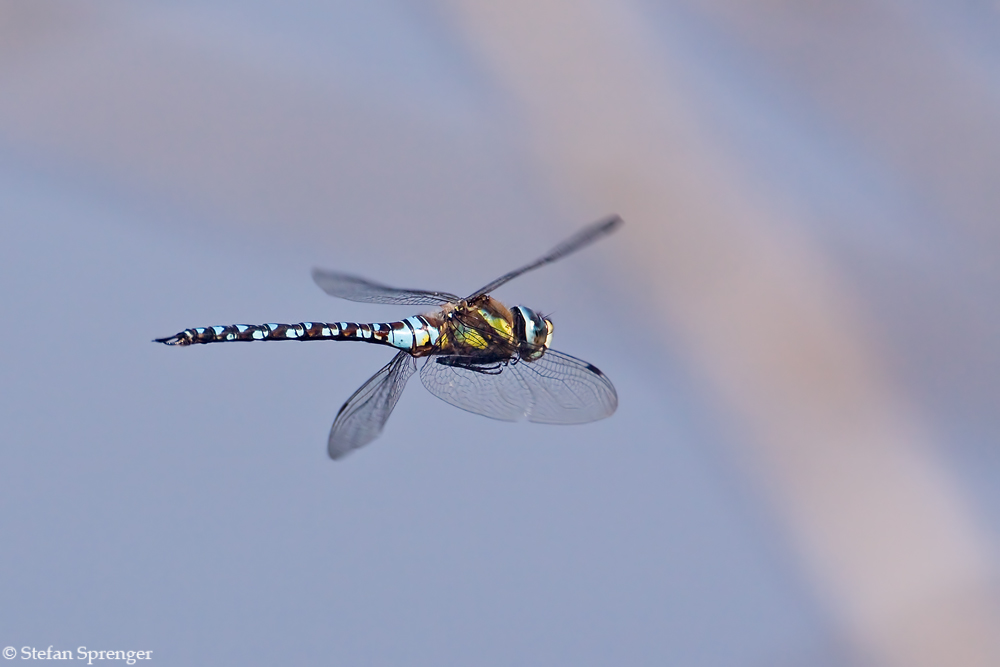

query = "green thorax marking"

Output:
[[439, 296, 515, 353]]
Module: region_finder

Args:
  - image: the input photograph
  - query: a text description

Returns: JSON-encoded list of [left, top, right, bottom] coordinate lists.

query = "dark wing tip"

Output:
[[602, 214, 624, 230], [590, 214, 623, 237]]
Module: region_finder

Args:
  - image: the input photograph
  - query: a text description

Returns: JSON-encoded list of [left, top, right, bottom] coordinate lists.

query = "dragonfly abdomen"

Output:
[[154, 316, 442, 354]]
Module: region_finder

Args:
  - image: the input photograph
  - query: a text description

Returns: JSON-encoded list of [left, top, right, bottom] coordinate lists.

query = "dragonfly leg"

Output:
[[433, 355, 507, 375]]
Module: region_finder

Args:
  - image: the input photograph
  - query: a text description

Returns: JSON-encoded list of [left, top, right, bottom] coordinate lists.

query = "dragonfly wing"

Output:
[[328, 351, 416, 459], [419, 349, 617, 424], [467, 215, 622, 299], [312, 269, 460, 306]]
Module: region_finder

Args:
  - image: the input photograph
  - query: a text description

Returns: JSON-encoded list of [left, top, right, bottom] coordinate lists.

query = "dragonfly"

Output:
[[156, 215, 621, 459]]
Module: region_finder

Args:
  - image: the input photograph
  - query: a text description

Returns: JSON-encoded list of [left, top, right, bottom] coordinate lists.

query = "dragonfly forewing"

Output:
[[467, 215, 622, 299]]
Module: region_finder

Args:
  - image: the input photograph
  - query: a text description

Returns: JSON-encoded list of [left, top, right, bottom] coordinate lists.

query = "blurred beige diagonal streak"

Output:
[[441, 1, 1000, 665], [683, 0, 1000, 248]]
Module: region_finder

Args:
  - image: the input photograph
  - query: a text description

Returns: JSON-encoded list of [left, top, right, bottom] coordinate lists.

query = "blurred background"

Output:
[[1, 1, 998, 665]]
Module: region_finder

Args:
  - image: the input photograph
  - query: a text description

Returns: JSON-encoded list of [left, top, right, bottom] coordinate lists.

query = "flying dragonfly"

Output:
[[156, 216, 621, 459]]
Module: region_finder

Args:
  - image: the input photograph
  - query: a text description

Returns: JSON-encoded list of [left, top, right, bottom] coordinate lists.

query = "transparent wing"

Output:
[[328, 351, 416, 459], [419, 349, 617, 424], [312, 269, 460, 306], [467, 215, 622, 299]]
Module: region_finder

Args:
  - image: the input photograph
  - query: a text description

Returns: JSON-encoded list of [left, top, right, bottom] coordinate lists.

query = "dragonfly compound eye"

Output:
[[513, 305, 550, 360]]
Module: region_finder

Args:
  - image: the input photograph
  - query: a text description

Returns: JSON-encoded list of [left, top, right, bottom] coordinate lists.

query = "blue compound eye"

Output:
[[513, 306, 550, 359]]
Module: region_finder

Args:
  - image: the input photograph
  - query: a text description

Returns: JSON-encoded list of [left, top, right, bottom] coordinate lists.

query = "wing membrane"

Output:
[[467, 215, 622, 299], [328, 351, 416, 459], [419, 349, 617, 424], [312, 269, 459, 306]]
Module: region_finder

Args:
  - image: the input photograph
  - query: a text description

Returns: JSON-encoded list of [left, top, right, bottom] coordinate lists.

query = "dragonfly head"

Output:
[[512, 305, 553, 361]]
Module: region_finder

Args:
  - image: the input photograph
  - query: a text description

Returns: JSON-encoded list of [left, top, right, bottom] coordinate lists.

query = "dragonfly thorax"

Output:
[[512, 305, 553, 361]]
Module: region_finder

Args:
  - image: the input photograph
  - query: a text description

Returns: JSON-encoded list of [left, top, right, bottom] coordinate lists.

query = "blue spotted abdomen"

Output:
[[155, 316, 441, 354]]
